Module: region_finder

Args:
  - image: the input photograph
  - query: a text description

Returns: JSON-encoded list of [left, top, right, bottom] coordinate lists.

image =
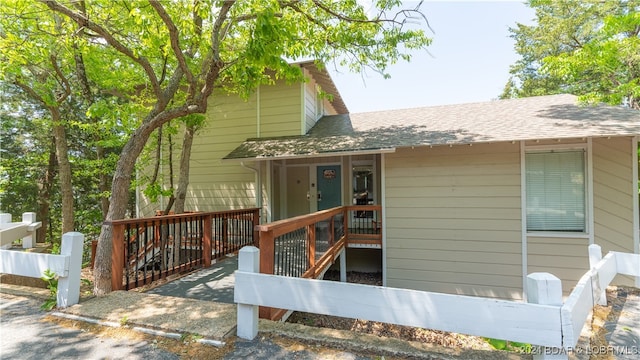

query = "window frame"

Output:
[[524, 143, 590, 237]]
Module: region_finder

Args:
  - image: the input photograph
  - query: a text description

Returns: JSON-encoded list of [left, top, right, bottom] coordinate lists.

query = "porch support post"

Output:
[[527, 272, 565, 360], [237, 246, 259, 340]]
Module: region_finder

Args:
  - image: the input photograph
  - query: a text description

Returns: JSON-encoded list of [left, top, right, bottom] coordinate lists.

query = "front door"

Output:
[[286, 166, 310, 217], [316, 165, 341, 210]]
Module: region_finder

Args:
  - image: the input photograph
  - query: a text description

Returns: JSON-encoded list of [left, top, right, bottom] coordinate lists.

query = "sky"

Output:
[[328, 1, 536, 114]]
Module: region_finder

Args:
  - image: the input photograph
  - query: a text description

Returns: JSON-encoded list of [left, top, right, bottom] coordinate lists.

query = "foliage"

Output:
[[485, 338, 532, 353], [3, 0, 432, 295], [40, 269, 58, 311], [501, 0, 640, 109], [0, 90, 49, 216], [0, 0, 125, 242]]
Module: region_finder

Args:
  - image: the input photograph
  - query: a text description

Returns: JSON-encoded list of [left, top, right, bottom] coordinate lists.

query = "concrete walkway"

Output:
[[604, 289, 640, 359]]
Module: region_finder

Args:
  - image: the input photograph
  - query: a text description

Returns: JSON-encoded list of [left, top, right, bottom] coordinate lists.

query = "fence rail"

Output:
[[110, 208, 259, 290], [0, 212, 42, 249], [235, 244, 640, 359], [0, 232, 83, 308]]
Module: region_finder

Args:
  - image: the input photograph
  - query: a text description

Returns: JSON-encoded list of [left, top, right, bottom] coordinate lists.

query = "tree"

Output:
[[501, 0, 640, 109], [34, 0, 431, 295], [0, 4, 76, 233], [0, 88, 58, 243], [1, 1, 125, 245]]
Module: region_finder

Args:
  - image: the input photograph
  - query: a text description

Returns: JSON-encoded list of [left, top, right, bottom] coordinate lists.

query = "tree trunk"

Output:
[[93, 121, 169, 295], [36, 143, 57, 244], [51, 108, 74, 233], [97, 145, 110, 217], [173, 124, 195, 214]]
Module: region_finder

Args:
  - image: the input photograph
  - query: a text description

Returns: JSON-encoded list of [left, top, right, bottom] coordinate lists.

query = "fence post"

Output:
[[57, 232, 84, 308], [237, 246, 259, 340], [0, 213, 11, 249], [588, 244, 607, 306], [0, 213, 11, 224], [203, 214, 212, 267], [21, 212, 38, 248], [527, 272, 566, 360]]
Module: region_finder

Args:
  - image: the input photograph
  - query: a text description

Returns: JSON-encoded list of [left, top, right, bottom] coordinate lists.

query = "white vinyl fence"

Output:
[[0, 212, 42, 249], [0, 232, 84, 308], [235, 244, 640, 359]]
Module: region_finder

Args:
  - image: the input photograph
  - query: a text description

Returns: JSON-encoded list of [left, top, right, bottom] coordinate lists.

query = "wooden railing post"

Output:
[[111, 223, 125, 291], [203, 214, 212, 267], [343, 207, 349, 244], [252, 208, 260, 247], [328, 216, 335, 246], [307, 224, 316, 271], [222, 215, 228, 252], [259, 229, 274, 319]]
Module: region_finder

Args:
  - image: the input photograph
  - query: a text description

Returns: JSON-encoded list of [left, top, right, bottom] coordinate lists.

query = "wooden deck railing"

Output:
[[109, 208, 259, 290], [254, 205, 382, 320]]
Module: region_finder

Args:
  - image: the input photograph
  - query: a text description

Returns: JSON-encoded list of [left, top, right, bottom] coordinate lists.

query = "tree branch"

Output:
[[148, 0, 195, 86], [12, 80, 49, 108], [197, 0, 234, 106], [39, 0, 162, 96], [49, 54, 71, 103]]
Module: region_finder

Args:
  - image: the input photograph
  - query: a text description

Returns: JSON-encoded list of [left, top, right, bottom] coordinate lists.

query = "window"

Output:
[[526, 150, 586, 232], [353, 164, 374, 218]]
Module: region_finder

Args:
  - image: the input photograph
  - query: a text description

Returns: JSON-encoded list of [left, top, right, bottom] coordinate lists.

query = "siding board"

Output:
[[385, 143, 523, 299], [592, 137, 634, 286], [387, 258, 521, 275], [386, 279, 523, 300], [139, 82, 302, 216], [527, 237, 589, 294]]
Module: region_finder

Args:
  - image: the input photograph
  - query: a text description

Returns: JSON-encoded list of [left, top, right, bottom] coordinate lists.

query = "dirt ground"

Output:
[[287, 271, 494, 351]]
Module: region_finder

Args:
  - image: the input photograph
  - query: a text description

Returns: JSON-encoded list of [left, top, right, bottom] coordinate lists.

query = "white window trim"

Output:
[[523, 142, 592, 237]]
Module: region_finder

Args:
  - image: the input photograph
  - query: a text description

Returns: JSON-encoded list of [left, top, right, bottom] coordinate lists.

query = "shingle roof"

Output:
[[224, 94, 640, 160]]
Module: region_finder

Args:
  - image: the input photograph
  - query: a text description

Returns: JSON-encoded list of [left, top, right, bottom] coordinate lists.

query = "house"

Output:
[[138, 61, 640, 300]]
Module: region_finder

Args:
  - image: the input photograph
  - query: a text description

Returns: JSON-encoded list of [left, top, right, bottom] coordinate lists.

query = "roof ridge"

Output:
[[350, 94, 577, 116]]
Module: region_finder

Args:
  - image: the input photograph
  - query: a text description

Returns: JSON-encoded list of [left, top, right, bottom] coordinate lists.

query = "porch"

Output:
[[109, 205, 382, 318]]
